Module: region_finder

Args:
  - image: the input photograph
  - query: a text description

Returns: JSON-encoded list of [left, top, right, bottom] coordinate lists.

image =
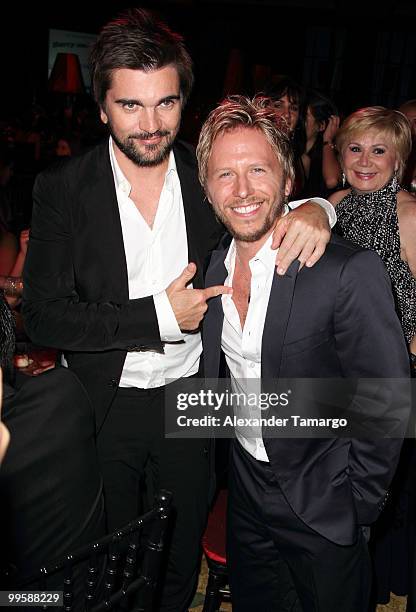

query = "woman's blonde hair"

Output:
[[335, 106, 412, 180]]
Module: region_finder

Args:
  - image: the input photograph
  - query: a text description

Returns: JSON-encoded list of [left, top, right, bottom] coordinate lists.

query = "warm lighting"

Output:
[[48, 52, 85, 95]]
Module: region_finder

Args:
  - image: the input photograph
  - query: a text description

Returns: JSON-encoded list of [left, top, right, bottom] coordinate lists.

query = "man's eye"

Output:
[[273, 101, 283, 108], [160, 99, 175, 108], [123, 102, 137, 111], [219, 171, 231, 178], [252, 167, 265, 174], [290, 105, 299, 112]]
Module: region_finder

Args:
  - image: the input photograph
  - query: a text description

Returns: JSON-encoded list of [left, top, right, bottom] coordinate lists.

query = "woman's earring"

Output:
[[391, 170, 398, 191], [342, 172, 346, 188]]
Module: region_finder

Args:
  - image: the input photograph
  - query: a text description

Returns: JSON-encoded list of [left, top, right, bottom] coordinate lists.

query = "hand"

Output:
[[166, 263, 232, 331], [272, 203, 331, 275], [0, 369, 10, 464], [323, 115, 340, 143], [19, 228, 30, 256]]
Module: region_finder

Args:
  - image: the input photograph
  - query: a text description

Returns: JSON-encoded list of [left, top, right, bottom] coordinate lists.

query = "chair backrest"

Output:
[[11, 490, 172, 612]]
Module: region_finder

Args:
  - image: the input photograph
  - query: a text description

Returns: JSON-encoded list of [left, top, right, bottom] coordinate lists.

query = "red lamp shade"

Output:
[[49, 52, 85, 95]]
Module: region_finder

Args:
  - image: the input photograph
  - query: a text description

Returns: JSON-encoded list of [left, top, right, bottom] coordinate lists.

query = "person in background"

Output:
[[0, 371, 9, 464], [22, 9, 335, 611], [0, 293, 12, 464], [0, 145, 29, 279], [330, 106, 415, 360], [300, 89, 342, 198], [0, 290, 105, 609], [263, 75, 307, 197]]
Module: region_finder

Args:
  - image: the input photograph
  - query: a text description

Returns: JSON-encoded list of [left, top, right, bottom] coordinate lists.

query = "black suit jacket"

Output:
[[22, 140, 223, 430], [203, 233, 411, 545]]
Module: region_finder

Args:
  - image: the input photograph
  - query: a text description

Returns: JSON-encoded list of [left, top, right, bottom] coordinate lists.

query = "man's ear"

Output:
[[204, 185, 213, 205], [100, 106, 108, 125], [284, 177, 293, 197]]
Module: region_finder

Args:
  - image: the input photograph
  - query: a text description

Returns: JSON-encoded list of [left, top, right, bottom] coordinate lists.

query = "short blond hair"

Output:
[[335, 106, 412, 180], [196, 95, 294, 189]]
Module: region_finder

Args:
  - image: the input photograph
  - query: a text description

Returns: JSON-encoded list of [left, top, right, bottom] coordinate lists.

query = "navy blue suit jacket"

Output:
[[203, 233, 411, 545]]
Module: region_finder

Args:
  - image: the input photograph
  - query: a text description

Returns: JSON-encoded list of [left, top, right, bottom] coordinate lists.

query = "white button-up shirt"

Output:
[[109, 138, 201, 388], [222, 233, 279, 461]]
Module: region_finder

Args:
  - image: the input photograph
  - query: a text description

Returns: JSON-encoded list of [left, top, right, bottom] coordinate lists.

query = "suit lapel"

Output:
[[80, 142, 130, 301], [261, 260, 299, 379]]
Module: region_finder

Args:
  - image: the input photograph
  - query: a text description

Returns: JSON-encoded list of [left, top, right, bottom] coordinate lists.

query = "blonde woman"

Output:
[[330, 106, 416, 364]]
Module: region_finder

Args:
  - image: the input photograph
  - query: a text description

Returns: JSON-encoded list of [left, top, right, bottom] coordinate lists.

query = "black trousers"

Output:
[[97, 385, 211, 612], [228, 440, 371, 612]]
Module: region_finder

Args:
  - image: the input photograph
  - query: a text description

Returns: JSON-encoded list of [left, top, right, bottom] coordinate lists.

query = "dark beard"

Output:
[[213, 194, 286, 243], [109, 126, 176, 168]]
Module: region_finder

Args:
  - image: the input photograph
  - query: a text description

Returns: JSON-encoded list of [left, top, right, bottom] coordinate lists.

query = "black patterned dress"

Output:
[[336, 178, 416, 344]]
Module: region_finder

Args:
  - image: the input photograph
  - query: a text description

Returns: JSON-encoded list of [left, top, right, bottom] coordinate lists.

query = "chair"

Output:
[[202, 489, 231, 612], [7, 490, 172, 612]]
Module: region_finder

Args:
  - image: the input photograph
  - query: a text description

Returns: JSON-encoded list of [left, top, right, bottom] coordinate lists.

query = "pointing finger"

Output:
[[202, 285, 233, 300]]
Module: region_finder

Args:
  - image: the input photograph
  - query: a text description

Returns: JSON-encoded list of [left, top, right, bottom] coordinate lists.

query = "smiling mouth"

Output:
[[355, 172, 376, 179], [231, 203, 262, 215]]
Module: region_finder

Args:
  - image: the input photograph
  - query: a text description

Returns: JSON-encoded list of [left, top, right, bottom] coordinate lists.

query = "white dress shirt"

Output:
[[109, 138, 201, 388], [221, 234, 280, 462]]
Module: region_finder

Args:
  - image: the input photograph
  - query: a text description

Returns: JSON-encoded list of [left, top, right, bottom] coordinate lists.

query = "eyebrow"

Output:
[[115, 95, 181, 106], [348, 142, 389, 147]]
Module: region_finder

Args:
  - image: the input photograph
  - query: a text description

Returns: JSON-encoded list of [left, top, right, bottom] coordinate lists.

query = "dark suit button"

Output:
[[203, 446, 209, 455], [108, 378, 118, 388]]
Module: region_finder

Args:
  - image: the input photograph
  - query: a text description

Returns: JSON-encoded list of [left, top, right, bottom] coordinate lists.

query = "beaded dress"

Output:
[[336, 178, 415, 344]]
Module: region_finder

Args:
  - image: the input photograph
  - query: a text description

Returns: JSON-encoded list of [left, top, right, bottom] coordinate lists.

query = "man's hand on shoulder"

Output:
[[272, 201, 331, 275], [166, 263, 232, 332]]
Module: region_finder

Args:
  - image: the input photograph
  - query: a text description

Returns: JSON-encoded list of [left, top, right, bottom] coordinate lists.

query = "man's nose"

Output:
[[234, 174, 253, 199], [139, 108, 161, 134]]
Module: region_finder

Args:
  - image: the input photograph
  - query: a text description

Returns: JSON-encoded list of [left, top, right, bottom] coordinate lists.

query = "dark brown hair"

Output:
[[90, 8, 194, 107]]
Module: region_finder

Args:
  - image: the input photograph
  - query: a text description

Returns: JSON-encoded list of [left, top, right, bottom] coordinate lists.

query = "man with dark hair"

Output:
[[23, 9, 335, 610], [198, 95, 411, 611]]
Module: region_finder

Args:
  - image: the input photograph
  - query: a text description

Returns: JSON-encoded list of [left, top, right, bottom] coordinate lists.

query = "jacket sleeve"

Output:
[[334, 248, 411, 524], [22, 169, 162, 353]]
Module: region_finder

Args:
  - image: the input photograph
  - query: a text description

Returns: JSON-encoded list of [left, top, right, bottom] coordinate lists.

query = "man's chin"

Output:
[[222, 220, 274, 243]]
